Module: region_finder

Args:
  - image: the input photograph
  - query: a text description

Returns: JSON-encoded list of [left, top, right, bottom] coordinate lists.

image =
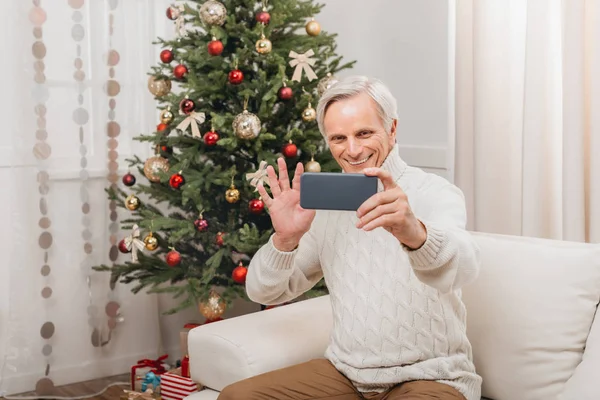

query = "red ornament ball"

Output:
[[118, 239, 130, 253], [169, 173, 185, 189], [160, 145, 173, 156], [256, 11, 271, 24], [173, 64, 188, 79], [249, 198, 265, 214], [278, 86, 293, 101], [232, 264, 248, 284], [207, 39, 224, 56], [160, 49, 174, 64], [194, 218, 209, 232], [282, 142, 298, 158], [122, 173, 136, 187], [228, 69, 244, 85], [215, 232, 225, 247], [179, 98, 195, 114], [166, 250, 181, 267], [166, 7, 177, 20], [204, 130, 220, 146], [157, 123, 168, 132]]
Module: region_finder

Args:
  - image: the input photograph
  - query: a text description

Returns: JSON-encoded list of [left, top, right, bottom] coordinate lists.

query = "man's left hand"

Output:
[[356, 167, 427, 250]]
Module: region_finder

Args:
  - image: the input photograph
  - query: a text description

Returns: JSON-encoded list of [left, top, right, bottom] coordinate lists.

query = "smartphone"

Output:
[[300, 172, 378, 211]]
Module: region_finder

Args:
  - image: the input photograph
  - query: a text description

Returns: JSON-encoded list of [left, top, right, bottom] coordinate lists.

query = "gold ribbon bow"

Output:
[[177, 111, 206, 138], [288, 50, 318, 82], [124, 224, 146, 263], [123, 389, 156, 400], [245, 160, 270, 191]]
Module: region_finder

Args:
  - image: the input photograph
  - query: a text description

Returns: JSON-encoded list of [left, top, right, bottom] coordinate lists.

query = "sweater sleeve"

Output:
[[405, 183, 481, 294], [245, 223, 323, 306]]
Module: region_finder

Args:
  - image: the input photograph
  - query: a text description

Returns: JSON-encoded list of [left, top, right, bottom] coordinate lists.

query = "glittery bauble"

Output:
[[317, 73, 338, 96], [125, 194, 140, 211], [148, 76, 172, 97], [194, 218, 209, 232], [160, 108, 174, 124], [179, 98, 196, 114], [122, 173, 136, 187], [278, 86, 293, 101], [249, 198, 265, 214], [166, 6, 180, 20], [302, 106, 317, 122], [215, 232, 225, 247], [204, 130, 219, 146], [305, 159, 321, 172], [256, 10, 270, 24], [232, 263, 248, 284], [169, 173, 185, 189], [144, 233, 159, 251], [255, 36, 272, 54], [160, 49, 174, 64], [144, 156, 170, 183], [228, 69, 244, 85], [199, 0, 227, 26], [118, 239, 130, 253], [173, 64, 188, 79], [282, 142, 298, 158], [305, 19, 321, 36], [225, 185, 240, 203], [198, 291, 226, 320], [207, 39, 224, 56], [166, 250, 181, 267], [233, 110, 261, 139]]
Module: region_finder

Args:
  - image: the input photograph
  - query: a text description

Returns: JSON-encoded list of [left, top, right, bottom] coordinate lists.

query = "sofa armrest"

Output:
[[188, 295, 332, 391]]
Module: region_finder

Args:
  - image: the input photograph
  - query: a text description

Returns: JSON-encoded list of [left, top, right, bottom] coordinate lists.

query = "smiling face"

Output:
[[323, 92, 397, 173]]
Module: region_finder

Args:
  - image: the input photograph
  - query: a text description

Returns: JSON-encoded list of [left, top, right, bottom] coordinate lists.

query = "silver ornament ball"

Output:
[[233, 110, 262, 139], [199, 0, 227, 26]]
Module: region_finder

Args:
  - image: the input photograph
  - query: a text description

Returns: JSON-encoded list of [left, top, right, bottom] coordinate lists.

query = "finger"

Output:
[[362, 214, 396, 232], [257, 183, 273, 208], [363, 167, 397, 191], [356, 189, 402, 218], [267, 165, 281, 197], [356, 201, 399, 229], [277, 157, 291, 191], [292, 162, 304, 191]]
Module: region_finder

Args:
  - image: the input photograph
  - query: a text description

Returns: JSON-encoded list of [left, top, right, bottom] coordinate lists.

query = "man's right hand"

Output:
[[257, 157, 316, 252]]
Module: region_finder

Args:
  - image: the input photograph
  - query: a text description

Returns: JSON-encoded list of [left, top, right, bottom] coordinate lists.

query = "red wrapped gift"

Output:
[[131, 354, 169, 391], [160, 368, 201, 400]]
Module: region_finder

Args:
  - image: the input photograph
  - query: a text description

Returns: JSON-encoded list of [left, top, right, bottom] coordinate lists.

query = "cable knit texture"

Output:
[[246, 144, 482, 400]]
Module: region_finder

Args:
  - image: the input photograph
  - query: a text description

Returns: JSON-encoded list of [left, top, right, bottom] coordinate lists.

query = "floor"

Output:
[[1, 373, 130, 400]]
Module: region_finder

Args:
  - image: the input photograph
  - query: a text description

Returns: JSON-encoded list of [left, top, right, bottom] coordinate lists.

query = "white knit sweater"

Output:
[[246, 145, 482, 400]]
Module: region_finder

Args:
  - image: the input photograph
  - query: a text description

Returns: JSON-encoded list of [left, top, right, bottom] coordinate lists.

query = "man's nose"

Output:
[[347, 139, 362, 157]]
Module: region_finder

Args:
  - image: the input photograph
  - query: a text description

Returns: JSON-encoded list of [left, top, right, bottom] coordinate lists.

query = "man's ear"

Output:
[[389, 119, 398, 144]]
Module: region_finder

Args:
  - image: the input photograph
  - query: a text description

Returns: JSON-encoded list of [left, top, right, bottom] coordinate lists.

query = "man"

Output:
[[218, 76, 482, 400]]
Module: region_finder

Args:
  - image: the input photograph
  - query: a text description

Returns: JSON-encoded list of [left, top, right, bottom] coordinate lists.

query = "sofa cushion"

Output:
[[463, 233, 600, 400]]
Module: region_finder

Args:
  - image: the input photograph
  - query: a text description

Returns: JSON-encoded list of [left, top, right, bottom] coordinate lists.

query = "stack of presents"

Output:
[[122, 323, 203, 400]]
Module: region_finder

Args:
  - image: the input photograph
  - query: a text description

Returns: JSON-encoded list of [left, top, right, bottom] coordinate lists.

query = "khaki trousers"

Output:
[[217, 359, 466, 400]]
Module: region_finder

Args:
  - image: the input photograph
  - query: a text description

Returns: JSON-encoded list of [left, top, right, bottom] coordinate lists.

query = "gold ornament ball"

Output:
[[143, 233, 159, 251], [317, 73, 339, 96], [199, 0, 227, 26], [302, 106, 317, 122], [144, 156, 170, 183], [125, 194, 140, 211], [160, 109, 174, 124], [233, 110, 262, 139], [305, 19, 321, 36], [225, 186, 240, 203], [198, 291, 226, 320], [255, 37, 272, 54], [147, 76, 172, 97], [305, 160, 321, 172]]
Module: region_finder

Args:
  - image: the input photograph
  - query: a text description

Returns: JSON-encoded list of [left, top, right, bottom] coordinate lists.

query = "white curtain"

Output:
[[455, 0, 600, 243], [0, 0, 176, 396]]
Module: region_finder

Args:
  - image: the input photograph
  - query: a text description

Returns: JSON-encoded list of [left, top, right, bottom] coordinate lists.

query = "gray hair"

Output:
[[316, 75, 398, 137]]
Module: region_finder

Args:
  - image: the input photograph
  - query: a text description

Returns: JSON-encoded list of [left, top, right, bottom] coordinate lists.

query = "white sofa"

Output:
[[185, 232, 600, 400]]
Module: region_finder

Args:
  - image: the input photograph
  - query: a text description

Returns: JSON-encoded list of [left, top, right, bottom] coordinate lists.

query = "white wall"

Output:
[[319, 0, 454, 180]]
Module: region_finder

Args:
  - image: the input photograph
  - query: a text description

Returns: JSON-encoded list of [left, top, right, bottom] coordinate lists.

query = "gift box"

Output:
[[179, 323, 201, 359], [160, 368, 201, 400], [131, 355, 170, 392]]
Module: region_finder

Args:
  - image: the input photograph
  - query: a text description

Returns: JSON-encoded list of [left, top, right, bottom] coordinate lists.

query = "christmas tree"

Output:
[[94, 0, 354, 316]]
